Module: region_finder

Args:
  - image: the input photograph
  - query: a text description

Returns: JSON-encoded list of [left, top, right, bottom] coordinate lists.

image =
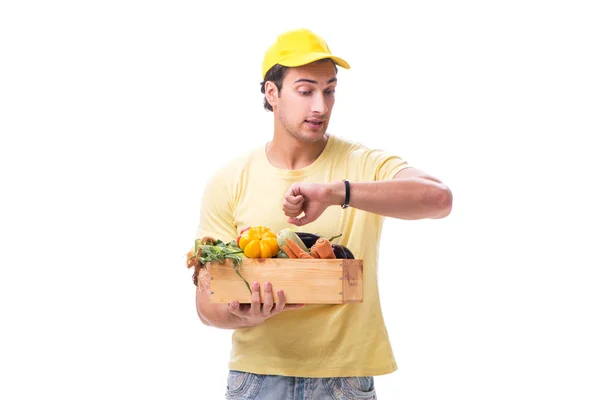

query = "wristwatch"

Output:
[[342, 179, 350, 209]]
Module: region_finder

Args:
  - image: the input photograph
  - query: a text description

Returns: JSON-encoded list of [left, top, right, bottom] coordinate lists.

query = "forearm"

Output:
[[196, 282, 247, 329], [328, 177, 452, 220]]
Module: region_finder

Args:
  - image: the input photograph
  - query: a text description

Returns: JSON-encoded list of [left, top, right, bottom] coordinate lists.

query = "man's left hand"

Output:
[[282, 182, 342, 226]]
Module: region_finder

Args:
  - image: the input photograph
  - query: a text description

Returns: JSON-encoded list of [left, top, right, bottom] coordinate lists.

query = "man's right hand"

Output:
[[227, 281, 304, 328]]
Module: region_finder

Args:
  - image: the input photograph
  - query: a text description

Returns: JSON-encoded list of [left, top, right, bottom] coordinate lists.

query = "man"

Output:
[[193, 28, 452, 399]]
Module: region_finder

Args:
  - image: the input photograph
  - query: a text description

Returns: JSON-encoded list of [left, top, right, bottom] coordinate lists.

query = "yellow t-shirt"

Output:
[[195, 134, 409, 377]]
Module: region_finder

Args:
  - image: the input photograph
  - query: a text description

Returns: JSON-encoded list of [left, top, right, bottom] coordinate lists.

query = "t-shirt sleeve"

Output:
[[362, 148, 410, 181], [194, 169, 239, 243]]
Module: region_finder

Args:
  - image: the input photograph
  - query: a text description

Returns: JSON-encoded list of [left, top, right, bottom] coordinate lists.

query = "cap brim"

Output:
[[279, 52, 351, 70]]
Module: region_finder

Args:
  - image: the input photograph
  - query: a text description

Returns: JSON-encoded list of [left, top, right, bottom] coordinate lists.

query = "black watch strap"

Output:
[[341, 179, 350, 209]]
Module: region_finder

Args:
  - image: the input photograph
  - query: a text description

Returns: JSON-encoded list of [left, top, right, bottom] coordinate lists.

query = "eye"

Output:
[[325, 89, 336, 96], [299, 90, 312, 96]]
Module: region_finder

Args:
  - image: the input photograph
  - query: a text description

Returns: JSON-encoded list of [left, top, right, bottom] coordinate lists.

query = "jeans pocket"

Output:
[[325, 377, 377, 399], [344, 377, 375, 393], [225, 370, 262, 400]]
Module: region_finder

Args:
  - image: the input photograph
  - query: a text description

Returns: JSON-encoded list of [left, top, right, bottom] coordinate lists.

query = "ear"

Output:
[[265, 81, 279, 109]]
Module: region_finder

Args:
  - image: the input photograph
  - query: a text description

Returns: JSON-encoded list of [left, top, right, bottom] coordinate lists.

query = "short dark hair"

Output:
[[260, 59, 338, 112], [260, 64, 288, 112]]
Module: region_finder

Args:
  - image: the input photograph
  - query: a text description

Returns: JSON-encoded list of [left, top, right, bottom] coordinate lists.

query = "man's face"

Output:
[[274, 61, 337, 143]]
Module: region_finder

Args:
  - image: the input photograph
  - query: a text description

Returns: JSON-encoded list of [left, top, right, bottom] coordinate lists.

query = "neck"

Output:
[[266, 122, 328, 170]]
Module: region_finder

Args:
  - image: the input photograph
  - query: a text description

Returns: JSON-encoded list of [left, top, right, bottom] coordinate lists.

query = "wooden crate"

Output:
[[208, 258, 363, 304]]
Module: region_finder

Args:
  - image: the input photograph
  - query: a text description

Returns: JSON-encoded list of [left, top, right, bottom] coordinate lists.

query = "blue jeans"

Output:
[[225, 370, 377, 399]]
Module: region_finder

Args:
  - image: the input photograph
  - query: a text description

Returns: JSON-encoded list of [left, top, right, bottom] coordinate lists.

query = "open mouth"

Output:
[[305, 120, 324, 128]]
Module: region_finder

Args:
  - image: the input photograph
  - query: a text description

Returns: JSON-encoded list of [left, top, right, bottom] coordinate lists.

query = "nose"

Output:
[[311, 92, 328, 115]]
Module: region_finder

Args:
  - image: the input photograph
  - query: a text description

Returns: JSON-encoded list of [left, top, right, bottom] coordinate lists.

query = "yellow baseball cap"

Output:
[[261, 28, 350, 79]]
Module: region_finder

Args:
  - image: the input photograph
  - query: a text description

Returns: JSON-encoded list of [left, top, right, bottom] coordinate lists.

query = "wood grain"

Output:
[[208, 258, 363, 304]]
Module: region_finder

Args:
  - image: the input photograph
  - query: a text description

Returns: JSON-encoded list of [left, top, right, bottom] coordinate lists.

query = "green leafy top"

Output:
[[195, 239, 251, 294]]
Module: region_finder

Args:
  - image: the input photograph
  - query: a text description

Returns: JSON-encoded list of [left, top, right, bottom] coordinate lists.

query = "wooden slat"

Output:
[[342, 259, 363, 303], [208, 258, 363, 304]]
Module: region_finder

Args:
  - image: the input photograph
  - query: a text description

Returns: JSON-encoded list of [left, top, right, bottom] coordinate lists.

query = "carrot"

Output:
[[298, 252, 315, 259], [286, 238, 315, 259], [309, 245, 321, 258], [281, 244, 297, 258], [313, 237, 336, 259]]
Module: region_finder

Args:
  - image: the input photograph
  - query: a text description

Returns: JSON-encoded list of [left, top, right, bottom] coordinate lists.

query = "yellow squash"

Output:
[[237, 225, 280, 258]]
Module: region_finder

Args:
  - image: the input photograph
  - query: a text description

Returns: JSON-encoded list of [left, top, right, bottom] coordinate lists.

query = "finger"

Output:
[[284, 184, 301, 198], [273, 289, 286, 313], [283, 199, 304, 211], [282, 201, 302, 212], [282, 198, 304, 214], [249, 281, 261, 316], [288, 214, 312, 226], [228, 300, 243, 317], [262, 282, 274, 315], [285, 194, 304, 206], [283, 207, 303, 218]]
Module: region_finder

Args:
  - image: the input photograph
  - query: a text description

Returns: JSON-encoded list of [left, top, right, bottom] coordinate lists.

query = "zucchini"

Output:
[[276, 249, 289, 258], [277, 229, 309, 253]]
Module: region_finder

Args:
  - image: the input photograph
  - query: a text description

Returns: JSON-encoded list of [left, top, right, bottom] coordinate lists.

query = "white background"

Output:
[[1, 1, 599, 399]]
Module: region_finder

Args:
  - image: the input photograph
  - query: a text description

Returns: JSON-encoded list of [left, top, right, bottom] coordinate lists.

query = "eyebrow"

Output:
[[294, 77, 337, 85]]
